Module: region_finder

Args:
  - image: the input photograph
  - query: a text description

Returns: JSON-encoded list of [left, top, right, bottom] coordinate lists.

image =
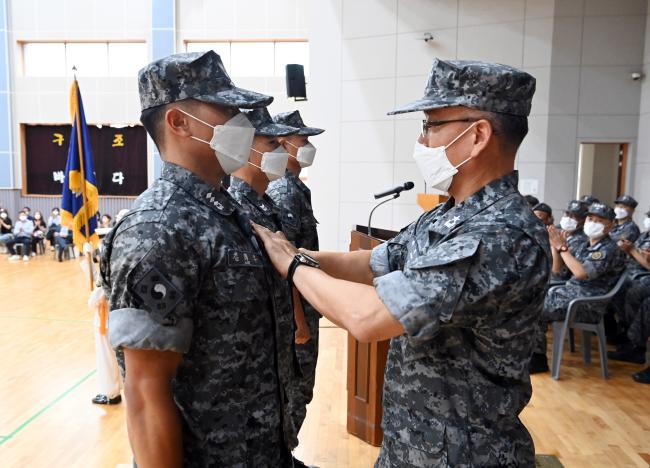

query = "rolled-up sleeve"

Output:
[[106, 222, 201, 354], [373, 235, 482, 341]]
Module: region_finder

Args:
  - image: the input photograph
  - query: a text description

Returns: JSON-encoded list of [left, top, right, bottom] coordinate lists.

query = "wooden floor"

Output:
[[1, 254, 649, 467]]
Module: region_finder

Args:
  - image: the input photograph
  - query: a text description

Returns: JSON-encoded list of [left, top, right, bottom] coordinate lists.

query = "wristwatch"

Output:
[[287, 252, 320, 289], [558, 244, 569, 253]]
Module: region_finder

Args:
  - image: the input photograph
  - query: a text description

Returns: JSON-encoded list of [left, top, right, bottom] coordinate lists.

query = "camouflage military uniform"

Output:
[[552, 229, 588, 281], [267, 170, 320, 431], [228, 175, 301, 449], [535, 235, 625, 354], [607, 231, 650, 329], [628, 295, 650, 346], [101, 163, 291, 467], [369, 172, 551, 467], [610, 219, 640, 243]]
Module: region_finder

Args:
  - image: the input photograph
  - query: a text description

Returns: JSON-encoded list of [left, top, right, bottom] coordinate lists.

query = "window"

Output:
[[185, 40, 308, 78], [22, 42, 147, 77]]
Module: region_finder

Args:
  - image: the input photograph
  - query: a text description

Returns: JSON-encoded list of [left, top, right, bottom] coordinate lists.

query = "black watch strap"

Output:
[[287, 256, 303, 290]]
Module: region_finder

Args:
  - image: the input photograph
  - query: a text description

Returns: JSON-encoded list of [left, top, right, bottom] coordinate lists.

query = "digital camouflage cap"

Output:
[[389, 58, 536, 116], [614, 195, 638, 208], [565, 200, 588, 218], [243, 107, 299, 137], [588, 202, 615, 221], [138, 51, 273, 111], [273, 110, 324, 136]]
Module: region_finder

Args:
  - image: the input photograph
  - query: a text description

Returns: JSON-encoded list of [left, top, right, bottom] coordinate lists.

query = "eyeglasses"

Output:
[[421, 118, 477, 136]]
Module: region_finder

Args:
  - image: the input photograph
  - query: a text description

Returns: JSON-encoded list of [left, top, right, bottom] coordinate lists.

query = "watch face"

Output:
[[298, 252, 320, 268]]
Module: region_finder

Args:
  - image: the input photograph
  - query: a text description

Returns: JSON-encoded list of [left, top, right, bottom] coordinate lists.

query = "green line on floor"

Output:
[[0, 369, 96, 447], [0, 315, 92, 324]]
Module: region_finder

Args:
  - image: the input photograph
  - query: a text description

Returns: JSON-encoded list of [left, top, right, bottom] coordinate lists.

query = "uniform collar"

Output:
[[230, 176, 277, 215], [429, 171, 520, 236], [160, 162, 236, 215], [285, 170, 311, 197], [585, 235, 612, 251]]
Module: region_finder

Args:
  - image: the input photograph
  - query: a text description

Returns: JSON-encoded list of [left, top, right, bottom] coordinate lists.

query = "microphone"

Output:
[[374, 181, 415, 199], [367, 181, 415, 237]]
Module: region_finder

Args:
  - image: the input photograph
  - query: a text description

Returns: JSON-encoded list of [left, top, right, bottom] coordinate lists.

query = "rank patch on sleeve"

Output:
[[133, 266, 183, 323]]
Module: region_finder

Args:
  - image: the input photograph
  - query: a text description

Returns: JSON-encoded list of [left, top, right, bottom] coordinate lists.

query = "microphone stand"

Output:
[[367, 193, 400, 237]]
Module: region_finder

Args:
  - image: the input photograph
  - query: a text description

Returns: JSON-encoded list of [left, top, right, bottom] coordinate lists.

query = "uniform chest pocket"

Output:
[[211, 249, 270, 305], [406, 235, 481, 270]]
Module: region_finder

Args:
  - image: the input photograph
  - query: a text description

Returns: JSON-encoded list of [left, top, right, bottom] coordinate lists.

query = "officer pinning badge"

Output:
[[133, 266, 183, 323], [227, 249, 263, 267], [590, 251, 604, 260]]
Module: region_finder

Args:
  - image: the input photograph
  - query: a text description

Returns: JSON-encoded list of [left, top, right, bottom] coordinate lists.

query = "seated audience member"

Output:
[[610, 195, 640, 243], [31, 210, 47, 255], [607, 207, 650, 342], [53, 225, 74, 262], [625, 297, 650, 384], [0, 208, 13, 252], [608, 216, 650, 365], [7, 210, 34, 261], [99, 214, 112, 229], [524, 194, 539, 209], [533, 202, 554, 226], [45, 207, 61, 251], [21, 206, 33, 221], [530, 202, 625, 373], [552, 200, 589, 281]]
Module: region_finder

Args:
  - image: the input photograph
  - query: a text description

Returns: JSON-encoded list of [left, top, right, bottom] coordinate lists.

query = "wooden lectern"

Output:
[[347, 225, 397, 446]]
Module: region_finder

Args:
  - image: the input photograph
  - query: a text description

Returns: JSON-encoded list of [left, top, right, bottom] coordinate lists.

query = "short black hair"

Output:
[[474, 110, 528, 152], [524, 194, 539, 208], [490, 113, 528, 151], [140, 104, 169, 149]]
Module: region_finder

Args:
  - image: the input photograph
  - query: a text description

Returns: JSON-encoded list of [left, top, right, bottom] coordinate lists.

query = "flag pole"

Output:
[[71, 70, 95, 292]]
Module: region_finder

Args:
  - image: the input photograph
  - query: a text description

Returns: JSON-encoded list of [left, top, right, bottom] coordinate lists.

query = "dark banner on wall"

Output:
[[24, 124, 147, 196]]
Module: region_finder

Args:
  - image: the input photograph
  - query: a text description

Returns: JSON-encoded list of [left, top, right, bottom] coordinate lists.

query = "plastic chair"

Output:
[[550, 273, 629, 380]]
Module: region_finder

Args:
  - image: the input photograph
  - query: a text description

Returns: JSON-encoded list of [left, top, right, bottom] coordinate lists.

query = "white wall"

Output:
[[635, 4, 650, 224], [309, 0, 558, 251], [309, 0, 649, 251], [544, 0, 647, 220], [176, 0, 315, 120], [8, 0, 150, 188]]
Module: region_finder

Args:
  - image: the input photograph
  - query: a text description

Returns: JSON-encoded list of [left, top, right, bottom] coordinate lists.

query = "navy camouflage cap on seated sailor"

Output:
[[532, 202, 552, 215], [565, 200, 588, 217], [388, 58, 536, 116], [273, 110, 324, 136], [588, 202, 615, 220], [614, 195, 638, 208], [138, 51, 273, 111], [580, 194, 600, 205], [243, 107, 299, 137]]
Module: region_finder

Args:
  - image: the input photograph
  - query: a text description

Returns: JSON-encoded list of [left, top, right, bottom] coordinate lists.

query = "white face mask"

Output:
[[560, 216, 578, 232], [180, 110, 256, 175], [584, 220, 605, 239], [286, 141, 317, 168], [0, 213, 6, 219], [412, 122, 478, 194], [249, 146, 289, 182], [19, 215, 27, 222], [643, 217, 650, 231], [614, 207, 629, 220]]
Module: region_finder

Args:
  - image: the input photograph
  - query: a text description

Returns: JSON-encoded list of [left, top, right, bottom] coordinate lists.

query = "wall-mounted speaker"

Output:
[[286, 64, 307, 101]]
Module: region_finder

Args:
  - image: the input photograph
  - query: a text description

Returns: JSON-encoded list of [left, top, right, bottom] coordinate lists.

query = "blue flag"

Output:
[[61, 80, 99, 250]]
